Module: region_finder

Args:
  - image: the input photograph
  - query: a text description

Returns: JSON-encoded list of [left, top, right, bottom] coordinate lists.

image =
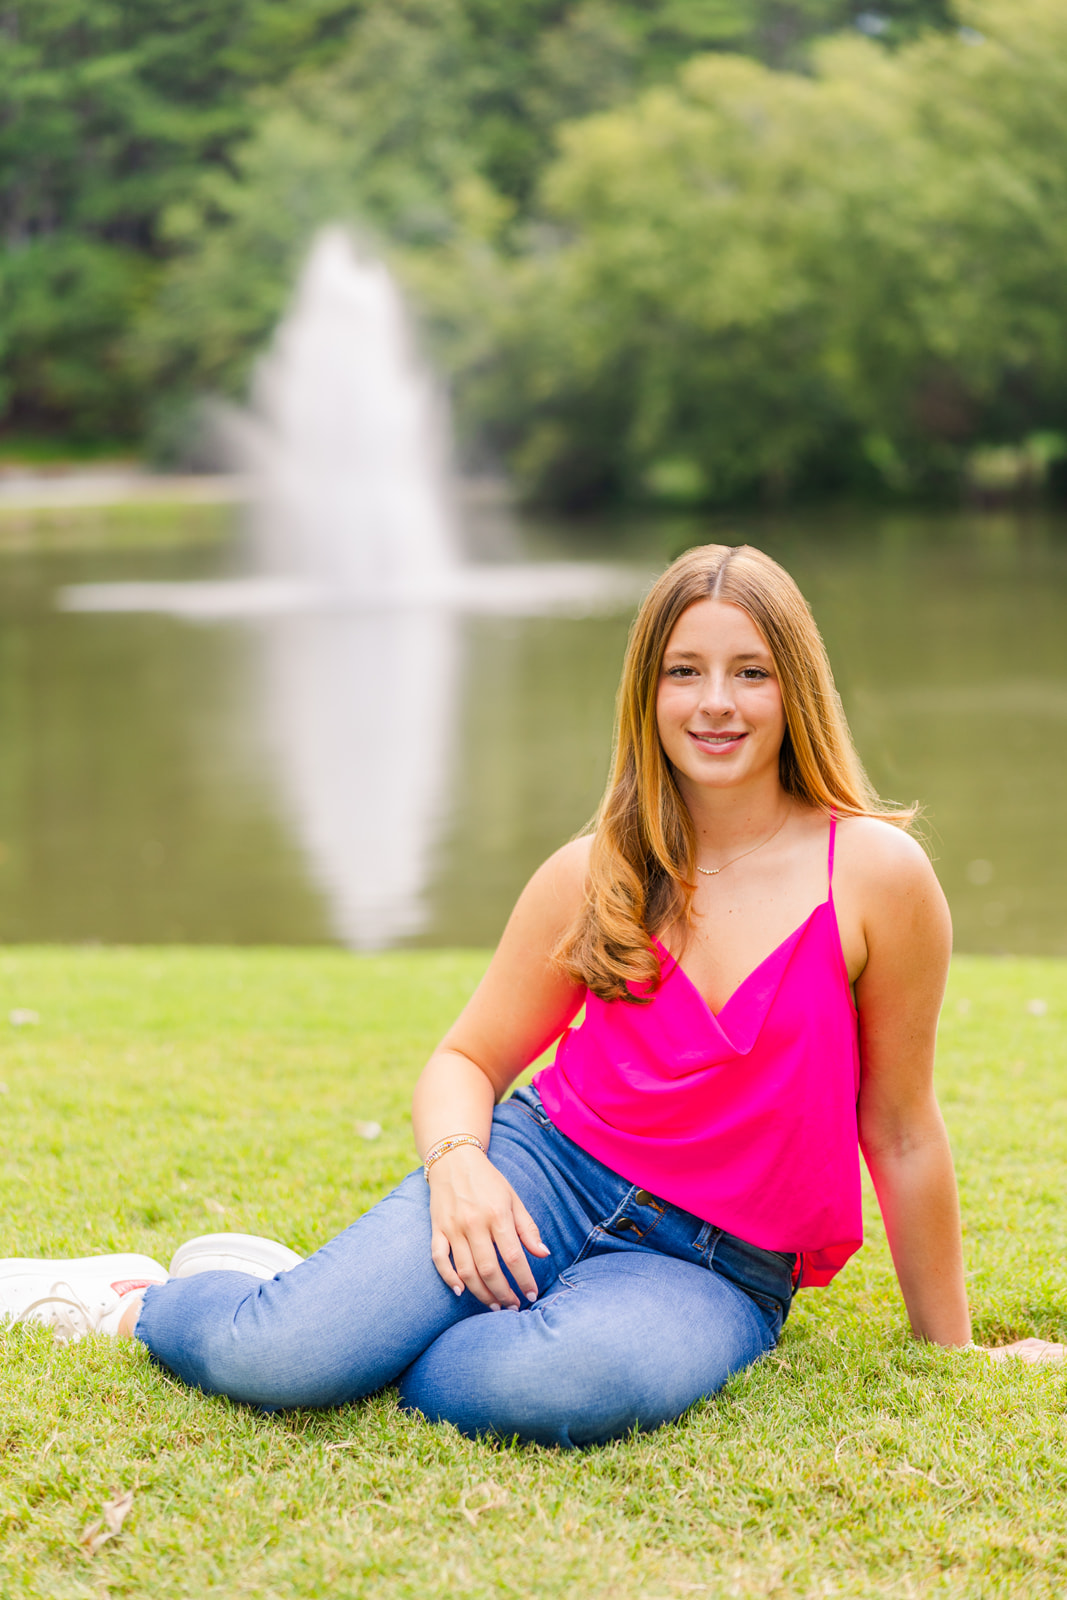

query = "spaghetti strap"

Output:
[[827, 810, 838, 892]]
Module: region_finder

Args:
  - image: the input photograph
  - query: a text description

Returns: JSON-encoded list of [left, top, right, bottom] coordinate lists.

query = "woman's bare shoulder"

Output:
[[834, 815, 950, 960], [550, 832, 596, 872], [833, 816, 950, 989], [508, 835, 594, 935], [834, 814, 934, 890], [532, 834, 594, 900]]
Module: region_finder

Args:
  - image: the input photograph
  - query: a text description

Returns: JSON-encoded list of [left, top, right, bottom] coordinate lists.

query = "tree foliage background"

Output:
[[5, 0, 1067, 505]]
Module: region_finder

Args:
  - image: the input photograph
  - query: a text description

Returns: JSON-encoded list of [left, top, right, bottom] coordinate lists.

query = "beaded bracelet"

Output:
[[423, 1133, 485, 1180]]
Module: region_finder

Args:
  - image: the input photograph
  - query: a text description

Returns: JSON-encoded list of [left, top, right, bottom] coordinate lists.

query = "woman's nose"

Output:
[[699, 673, 735, 716]]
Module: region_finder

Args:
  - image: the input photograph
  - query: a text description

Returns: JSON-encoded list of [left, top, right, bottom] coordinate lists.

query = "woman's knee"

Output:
[[137, 1194, 473, 1409], [138, 1271, 347, 1407], [397, 1313, 710, 1447], [400, 1321, 695, 1447], [398, 1260, 772, 1447]]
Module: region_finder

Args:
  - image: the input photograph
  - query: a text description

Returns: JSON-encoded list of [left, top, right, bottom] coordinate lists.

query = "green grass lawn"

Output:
[[1, 947, 1066, 1599]]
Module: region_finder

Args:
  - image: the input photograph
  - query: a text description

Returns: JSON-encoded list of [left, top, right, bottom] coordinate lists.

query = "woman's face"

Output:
[[656, 599, 786, 796]]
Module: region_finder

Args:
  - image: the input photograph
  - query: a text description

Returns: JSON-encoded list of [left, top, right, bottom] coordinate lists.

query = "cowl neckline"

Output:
[[651, 898, 840, 1057]]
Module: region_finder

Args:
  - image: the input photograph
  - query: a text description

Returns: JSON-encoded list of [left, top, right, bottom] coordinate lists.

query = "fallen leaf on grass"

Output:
[[80, 1488, 134, 1557], [895, 1463, 953, 1490], [833, 1430, 866, 1464], [354, 1120, 382, 1140], [458, 1480, 508, 1527], [203, 1199, 226, 1217], [9, 1009, 39, 1027], [892, 1463, 983, 1514]]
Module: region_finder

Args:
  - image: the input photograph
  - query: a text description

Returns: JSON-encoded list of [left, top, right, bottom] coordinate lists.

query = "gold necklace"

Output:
[[695, 812, 789, 877]]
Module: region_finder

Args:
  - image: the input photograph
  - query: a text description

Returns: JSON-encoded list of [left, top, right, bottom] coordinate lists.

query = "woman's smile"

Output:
[[688, 729, 748, 752]]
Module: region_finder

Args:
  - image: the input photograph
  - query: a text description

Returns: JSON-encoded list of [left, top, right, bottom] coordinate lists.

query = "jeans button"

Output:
[[634, 1190, 654, 1206], [615, 1218, 637, 1232]]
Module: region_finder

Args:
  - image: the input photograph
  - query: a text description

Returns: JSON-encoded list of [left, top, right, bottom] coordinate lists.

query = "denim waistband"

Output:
[[505, 1083, 795, 1321]]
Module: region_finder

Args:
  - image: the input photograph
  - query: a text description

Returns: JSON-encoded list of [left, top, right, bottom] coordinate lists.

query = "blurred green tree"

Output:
[[451, 0, 1067, 503], [0, 0, 362, 440], [1, 0, 955, 448]]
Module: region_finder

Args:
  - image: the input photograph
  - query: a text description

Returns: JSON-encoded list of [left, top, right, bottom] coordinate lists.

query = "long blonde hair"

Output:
[[556, 543, 914, 1001]]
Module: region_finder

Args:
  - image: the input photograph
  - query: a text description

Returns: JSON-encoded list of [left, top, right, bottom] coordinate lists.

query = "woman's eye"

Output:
[[739, 668, 769, 681], [666, 665, 696, 678]]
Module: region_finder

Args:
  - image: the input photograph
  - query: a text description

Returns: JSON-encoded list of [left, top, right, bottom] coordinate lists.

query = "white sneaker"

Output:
[[168, 1233, 304, 1280], [0, 1253, 167, 1344]]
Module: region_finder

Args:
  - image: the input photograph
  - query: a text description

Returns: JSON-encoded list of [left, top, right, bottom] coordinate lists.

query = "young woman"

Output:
[[2, 544, 1058, 1440]]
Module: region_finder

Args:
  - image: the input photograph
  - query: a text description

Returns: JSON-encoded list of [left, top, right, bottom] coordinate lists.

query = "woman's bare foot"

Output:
[[983, 1338, 1067, 1365]]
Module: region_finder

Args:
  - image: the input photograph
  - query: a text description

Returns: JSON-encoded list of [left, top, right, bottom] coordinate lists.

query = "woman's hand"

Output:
[[410, 844, 588, 1311], [982, 1338, 1067, 1365], [427, 1145, 551, 1310]]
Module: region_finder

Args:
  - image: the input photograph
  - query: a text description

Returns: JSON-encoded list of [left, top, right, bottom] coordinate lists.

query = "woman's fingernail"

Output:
[[453, 1284, 464, 1296], [526, 1290, 538, 1302], [489, 1302, 501, 1312]]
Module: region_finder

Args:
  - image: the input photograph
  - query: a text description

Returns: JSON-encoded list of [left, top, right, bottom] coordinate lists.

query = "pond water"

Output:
[[0, 501, 1065, 955]]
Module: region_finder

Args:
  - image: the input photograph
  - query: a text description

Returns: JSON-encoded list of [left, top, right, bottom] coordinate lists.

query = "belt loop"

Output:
[[695, 1221, 719, 1257]]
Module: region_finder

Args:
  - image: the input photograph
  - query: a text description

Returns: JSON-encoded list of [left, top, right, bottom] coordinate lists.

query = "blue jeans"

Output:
[[136, 1086, 793, 1448]]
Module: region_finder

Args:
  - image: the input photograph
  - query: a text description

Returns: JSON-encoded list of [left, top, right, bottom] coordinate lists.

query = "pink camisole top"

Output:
[[534, 815, 862, 1287]]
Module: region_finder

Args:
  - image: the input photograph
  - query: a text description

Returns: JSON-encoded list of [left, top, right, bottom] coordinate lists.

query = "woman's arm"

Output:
[[850, 824, 971, 1347], [411, 838, 589, 1311]]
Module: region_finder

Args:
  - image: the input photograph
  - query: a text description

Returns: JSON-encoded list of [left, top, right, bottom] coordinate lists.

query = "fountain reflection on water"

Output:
[[59, 228, 645, 947], [259, 609, 459, 947]]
